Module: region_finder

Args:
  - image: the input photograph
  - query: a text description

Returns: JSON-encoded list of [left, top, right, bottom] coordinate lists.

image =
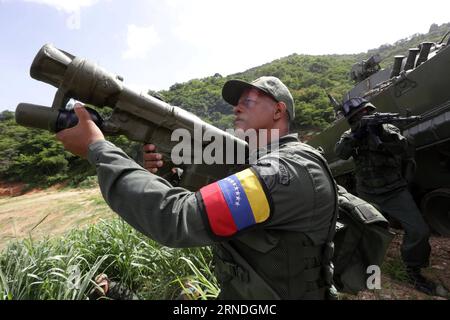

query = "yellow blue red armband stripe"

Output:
[[198, 168, 272, 237]]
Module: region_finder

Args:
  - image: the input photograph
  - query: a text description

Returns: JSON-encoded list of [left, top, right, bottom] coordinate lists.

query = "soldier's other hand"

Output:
[[143, 144, 165, 174], [56, 103, 105, 158]]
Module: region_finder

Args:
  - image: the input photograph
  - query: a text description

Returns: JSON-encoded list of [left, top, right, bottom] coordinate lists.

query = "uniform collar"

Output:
[[249, 133, 299, 161], [266, 133, 299, 152], [278, 133, 300, 145]]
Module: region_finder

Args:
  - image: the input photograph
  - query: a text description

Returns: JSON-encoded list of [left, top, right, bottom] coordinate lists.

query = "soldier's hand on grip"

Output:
[[56, 104, 105, 158]]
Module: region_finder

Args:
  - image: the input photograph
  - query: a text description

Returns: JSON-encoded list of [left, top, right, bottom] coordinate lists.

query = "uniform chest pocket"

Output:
[[236, 228, 280, 253]]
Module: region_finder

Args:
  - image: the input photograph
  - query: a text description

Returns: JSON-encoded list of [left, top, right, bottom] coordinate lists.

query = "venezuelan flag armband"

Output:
[[197, 168, 273, 239]]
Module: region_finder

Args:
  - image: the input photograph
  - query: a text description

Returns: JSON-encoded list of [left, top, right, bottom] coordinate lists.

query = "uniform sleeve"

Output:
[[196, 151, 335, 244], [87, 140, 214, 248], [196, 166, 274, 240], [257, 152, 336, 244], [335, 130, 357, 160]]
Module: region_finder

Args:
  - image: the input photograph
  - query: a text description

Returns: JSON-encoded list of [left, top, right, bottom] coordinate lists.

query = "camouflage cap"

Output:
[[222, 76, 295, 121]]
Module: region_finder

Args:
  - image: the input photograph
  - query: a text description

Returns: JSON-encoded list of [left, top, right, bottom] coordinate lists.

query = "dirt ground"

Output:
[[0, 181, 30, 197], [345, 229, 450, 300], [0, 185, 114, 251]]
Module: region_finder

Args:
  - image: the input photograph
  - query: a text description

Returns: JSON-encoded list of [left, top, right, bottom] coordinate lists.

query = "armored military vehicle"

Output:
[[307, 35, 450, 236]]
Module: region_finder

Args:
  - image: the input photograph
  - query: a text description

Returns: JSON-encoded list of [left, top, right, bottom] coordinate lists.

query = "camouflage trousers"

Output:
[[357, 187, 431, 268]]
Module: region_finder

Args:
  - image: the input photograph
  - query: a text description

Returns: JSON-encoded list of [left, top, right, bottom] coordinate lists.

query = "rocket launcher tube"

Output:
[[16, 44, 248, 191], [16, 103, 103, 133], [16, 103, 60, 132]]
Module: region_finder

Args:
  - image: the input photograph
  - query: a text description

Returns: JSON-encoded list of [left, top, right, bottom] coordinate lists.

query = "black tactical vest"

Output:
[[353, 131, 406, 193], [214, 230, 331, 299]]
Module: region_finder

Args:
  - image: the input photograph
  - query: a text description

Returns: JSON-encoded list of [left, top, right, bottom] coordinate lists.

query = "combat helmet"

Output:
[[342, 97, 376, 120]]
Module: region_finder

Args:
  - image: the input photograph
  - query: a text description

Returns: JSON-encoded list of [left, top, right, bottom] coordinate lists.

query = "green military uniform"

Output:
[[335, 124, 431, 268], [88, 133, 337, 299]]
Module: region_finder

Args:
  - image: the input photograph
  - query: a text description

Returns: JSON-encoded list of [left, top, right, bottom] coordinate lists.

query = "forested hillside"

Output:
[[1, 22, 449, 187], [161, 54, 355, 131], [160, 22, 450, 131]]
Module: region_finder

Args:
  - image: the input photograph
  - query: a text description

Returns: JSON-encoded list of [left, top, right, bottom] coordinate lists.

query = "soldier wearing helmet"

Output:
[[335, 97, 437, 296]]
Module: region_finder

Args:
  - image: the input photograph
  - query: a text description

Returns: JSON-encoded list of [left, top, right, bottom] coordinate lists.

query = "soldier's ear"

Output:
[[274, 102, 287, 121]]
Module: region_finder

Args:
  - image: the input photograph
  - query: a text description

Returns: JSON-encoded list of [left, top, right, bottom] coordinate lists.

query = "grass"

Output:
[[87, 194, 108, 207], [0, 218, 218, 300], [381, 256, 409, 283]]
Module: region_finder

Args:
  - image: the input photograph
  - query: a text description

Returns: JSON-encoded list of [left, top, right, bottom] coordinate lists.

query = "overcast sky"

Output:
[[1, 0, 449, 111]]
